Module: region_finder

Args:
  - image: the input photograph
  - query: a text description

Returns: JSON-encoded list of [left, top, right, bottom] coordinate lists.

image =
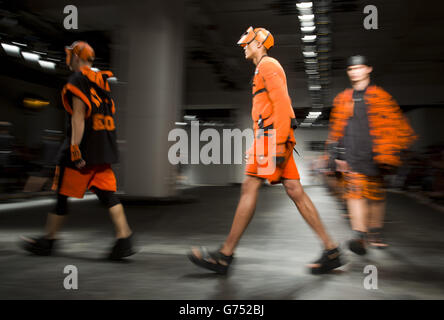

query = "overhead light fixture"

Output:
[[298, 14, 315, 21], [301, 26, 316, 32], [22, 51, 40, 62], [303, 51, 317, 57], [32, 50, 47, 55], [309, 85, 321, 90], [302, 35, 317, 42], [1, 43, 21, 57], [38, 60, 56, 70], [107, 77, 118, 83], [301, 21, 315, 27], [304, 58, 318, 64], [91, 67, 100, 72], [11, 41, 27, 47], [296, 2, 313, 9]]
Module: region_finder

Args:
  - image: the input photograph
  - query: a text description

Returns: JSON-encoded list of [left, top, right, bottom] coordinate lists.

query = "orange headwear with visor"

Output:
[[65, 41, 95, 66], [237, 26, 274, 50]]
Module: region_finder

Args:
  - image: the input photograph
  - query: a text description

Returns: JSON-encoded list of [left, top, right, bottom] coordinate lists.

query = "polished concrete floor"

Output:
[[0, 185, 443, 300]]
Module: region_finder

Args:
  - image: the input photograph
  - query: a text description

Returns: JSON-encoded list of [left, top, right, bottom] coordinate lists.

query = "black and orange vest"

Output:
[[328, 85, 417, 167], [60, 66, 118, 166]]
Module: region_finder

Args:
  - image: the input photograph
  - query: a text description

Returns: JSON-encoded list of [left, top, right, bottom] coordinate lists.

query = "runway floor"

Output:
[[0, 185, 443, 299]]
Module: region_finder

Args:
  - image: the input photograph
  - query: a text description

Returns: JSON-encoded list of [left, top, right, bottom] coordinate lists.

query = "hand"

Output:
[[75, 159, 86, 169], [335, 159, 349, 172], [70, 144, 86, 169]]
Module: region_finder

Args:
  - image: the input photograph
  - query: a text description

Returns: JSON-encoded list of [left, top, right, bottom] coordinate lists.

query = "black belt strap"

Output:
[[253, 88, 267, 97]]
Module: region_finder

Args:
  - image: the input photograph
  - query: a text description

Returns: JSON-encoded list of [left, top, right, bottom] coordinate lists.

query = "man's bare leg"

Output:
[[45, 213, 66, 239], [347, 198, 368, 232], [108, 203, 132, 239], [191, 176, 263, 260], [283, 179, 337, 250], [368, 200, 385, 229], [367, 200, 388, 247], [347, 198, 369, 254]]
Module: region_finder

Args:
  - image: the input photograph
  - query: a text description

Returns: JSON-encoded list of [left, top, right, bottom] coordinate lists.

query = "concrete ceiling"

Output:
[[1, 0, 444, 123]]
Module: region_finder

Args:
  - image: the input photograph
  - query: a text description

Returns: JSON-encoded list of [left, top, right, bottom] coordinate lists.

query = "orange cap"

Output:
[[65, 41, 95, 66], [237, 26, 274, 50]]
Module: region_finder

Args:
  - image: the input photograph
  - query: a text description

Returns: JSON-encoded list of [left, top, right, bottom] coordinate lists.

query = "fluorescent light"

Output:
[[175, 122, 187, 126], [46, 57, 61, 62], [107, 77, 118, 83], [32, 50, 47, 55], [298, 14, 314, 21], [91, 67, 100, 72], [301, 26, 316, 32], [309, 85, 321, 90], [303, 51, 317, 57], [11, 41, 27, 47], [301, 21, 315, 27], [296, 2, 313, 9], [302, 35, 317, 42], [22, 51, 40, 62], [38, 60, 56, 69], [1, 43, 21, 57], [309, 112, 322, 116]]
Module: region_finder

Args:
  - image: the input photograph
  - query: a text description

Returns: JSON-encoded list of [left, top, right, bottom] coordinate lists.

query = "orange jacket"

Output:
[[328, 85, 417, 167], [250, 56, 296, 157]]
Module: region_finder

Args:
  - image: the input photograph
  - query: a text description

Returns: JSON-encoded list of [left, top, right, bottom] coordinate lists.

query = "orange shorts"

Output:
[[343, 171, 385, 201], [52, 164, 117, 199], [245, 151, 300, 184]]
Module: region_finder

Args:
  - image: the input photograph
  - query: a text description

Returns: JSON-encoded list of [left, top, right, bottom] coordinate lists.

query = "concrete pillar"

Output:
[[120, 1, 184, 197]]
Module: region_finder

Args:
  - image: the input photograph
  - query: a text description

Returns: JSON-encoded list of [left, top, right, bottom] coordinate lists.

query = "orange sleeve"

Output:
[[261, 60, 292, 145], [61, 83, 92, 118]]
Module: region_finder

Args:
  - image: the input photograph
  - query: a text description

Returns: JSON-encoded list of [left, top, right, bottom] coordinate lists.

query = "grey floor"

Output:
[[0, 185, 443, 300]]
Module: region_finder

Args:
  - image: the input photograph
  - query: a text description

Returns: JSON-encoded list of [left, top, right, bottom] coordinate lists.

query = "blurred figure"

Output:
[[0, 122, 16, 193], [188, 27, 343, 275], [23, 130, 64, 193], [327, 55, 416, 254], [21, 41, 135, 260]]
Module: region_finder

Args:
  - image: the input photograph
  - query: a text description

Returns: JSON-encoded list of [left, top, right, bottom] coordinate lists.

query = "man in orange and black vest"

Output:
[[21, 41, 135, 260], [328, 55, 416, 254], [188, 27, 344, 275]]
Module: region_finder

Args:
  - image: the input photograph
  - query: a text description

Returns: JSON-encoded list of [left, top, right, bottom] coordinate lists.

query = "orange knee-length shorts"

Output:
[[52, 164, 117, 199]]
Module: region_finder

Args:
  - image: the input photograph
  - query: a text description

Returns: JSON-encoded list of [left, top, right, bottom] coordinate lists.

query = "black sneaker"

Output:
[[21, 236, 56, 256], [348, 238, 367, 255], [309, 247, 344, 275], [108, 234, 136, 260]]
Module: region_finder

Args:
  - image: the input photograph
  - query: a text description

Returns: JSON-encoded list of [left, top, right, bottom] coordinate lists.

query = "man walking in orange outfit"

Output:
[[188, 27, 344, 275], [328, 55, 417, 254], [21, 41, 135, 260]]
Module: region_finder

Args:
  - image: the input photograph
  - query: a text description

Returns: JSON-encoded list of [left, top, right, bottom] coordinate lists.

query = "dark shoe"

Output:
[[308, 247, 344, 275], [21, 236, 56, 256], [108, 234, 136, 260], [188, 246, 234, 275], [348, 238, 367, 255]]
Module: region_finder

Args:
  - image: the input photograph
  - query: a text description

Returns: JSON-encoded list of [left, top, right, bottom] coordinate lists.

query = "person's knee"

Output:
[[93, 187, 121, 208], [284, 180, 304, 200], [241, 177, 262, 196], [54, 193, 68, 215]]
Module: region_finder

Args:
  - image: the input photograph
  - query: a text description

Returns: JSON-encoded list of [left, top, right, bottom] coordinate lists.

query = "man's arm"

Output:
[[70, 96, 86, 168], [261, 62, 292, 145]]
